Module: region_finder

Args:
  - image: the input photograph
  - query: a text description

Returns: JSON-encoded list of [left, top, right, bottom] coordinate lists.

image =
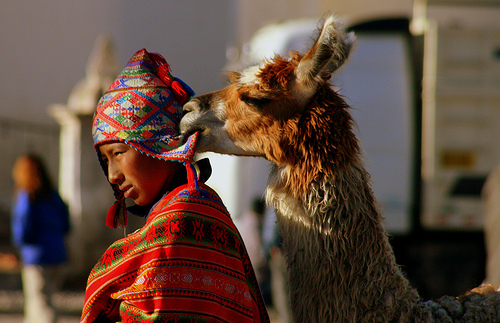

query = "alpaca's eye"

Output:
[[241, 95, 271, 108]]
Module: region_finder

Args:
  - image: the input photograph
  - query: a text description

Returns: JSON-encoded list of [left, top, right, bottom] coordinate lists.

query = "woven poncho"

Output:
[[81, 183, 269, 322]]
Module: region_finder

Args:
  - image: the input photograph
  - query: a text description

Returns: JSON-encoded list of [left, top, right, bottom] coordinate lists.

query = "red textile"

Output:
[[81, 183, 269, 322]]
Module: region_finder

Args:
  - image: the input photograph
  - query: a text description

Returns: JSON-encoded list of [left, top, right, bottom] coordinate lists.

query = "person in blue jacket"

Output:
[[11, 154, 70, 323]]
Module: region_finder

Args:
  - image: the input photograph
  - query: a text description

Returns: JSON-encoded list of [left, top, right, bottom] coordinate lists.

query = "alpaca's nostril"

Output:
[[182, 101, 194, 114]]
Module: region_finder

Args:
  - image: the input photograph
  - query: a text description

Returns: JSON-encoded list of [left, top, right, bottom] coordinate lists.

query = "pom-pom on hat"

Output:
[[92, 48, 199, 228]]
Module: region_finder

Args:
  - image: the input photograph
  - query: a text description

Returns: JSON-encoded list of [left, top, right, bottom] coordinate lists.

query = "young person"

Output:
[[81, 49, 269, 323], [12, 154, 70, 323]]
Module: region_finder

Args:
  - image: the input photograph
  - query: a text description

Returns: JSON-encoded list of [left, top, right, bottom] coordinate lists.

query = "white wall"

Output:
[[232, 0, 414, 50], [0, 1, 232, 127], [320, 0, 414, 23]]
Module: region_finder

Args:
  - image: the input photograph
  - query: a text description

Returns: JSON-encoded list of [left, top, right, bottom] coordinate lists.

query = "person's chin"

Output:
[[133, 195, 156, 206], [133, 199, 146, 206]]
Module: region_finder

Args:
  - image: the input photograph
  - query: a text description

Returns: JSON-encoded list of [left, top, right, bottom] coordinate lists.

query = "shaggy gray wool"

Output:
[[411, 289, 500, 322]]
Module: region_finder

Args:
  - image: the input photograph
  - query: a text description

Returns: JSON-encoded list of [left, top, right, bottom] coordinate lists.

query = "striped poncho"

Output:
[[81, 183, 269, 322]]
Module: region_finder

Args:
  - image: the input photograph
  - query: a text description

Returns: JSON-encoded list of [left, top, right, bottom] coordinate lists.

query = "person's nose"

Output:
[[107, 161, 123, 185]]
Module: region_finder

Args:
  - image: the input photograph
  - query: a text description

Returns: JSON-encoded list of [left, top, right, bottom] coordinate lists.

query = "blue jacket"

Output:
[[12, 189, 70, 265]]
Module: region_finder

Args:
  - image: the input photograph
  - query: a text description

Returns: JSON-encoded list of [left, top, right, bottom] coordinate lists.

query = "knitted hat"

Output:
[[92, 48, 199, 228]]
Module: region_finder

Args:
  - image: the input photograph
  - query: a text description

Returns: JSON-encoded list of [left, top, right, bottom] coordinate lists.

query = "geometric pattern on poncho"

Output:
[[81, 183, 270, 323]]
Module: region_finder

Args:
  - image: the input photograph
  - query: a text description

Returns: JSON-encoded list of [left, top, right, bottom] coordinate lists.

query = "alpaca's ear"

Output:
[[293, 16, 356, 103]]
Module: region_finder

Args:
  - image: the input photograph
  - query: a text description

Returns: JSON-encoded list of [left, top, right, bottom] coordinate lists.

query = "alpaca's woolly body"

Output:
[[181, 15, 500, 322], [267, 160, 419, 322], [267, 138, 500, 322], [264, 85, 500, 322]]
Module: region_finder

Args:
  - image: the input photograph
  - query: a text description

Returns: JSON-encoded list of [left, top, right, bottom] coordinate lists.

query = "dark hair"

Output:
[[13, 154, 54, 200]]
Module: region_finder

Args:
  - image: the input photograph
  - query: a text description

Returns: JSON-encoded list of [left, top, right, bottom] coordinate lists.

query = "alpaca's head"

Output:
[[181, 15, 358, 177]]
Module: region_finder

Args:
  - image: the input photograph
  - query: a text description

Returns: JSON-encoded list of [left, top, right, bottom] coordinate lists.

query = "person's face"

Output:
[[98, 142, 182, 206]]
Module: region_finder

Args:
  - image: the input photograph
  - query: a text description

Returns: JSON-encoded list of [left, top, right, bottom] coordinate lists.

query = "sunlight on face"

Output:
[[98, 142, 183, 206]]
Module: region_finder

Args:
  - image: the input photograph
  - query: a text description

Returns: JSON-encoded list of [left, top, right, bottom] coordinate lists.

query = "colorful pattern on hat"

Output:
[[92, 48, 197, 164]]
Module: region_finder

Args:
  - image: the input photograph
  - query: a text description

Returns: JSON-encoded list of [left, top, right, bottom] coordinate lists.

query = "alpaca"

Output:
[[180, 15, 500, 322]]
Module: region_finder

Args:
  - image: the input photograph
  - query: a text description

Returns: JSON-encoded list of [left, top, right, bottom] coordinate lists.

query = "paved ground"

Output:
[[0, 290, 282, 323], [0, 290, 83, 322], [0, 314, 80, 322], [0, 314, 282, 323]]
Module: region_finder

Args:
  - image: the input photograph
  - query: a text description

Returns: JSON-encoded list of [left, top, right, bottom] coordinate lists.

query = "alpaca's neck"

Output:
[[267, 157, 419, 322]]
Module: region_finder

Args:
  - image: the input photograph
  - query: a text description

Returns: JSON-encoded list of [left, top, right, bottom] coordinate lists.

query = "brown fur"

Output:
[[181, 15, 500, 322]]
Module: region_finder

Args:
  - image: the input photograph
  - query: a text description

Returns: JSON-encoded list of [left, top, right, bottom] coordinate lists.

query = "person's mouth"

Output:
[[121, 185, 134, 199]]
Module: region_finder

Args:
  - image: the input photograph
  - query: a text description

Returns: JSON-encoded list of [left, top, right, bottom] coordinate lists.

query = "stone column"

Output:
[[48, 35, 125, 285]]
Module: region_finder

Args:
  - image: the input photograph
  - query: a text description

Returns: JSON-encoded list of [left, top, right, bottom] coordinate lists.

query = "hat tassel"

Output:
[[106, 199, 128, 229]]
